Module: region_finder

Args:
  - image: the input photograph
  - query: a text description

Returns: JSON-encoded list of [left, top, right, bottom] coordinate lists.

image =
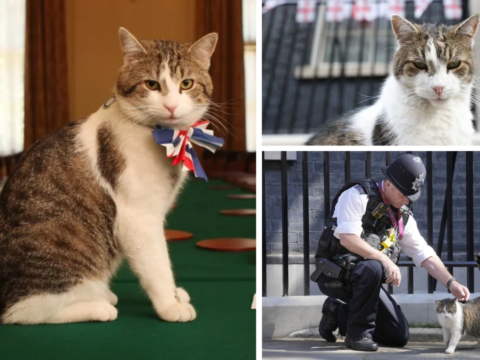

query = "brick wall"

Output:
[[264, 151, 480, 255]]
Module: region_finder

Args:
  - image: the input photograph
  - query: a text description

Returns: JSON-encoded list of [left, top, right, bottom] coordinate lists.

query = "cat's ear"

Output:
[[435, 300, 439, 305], [188, 33, 218, 69], [118, 27, 146, 61], [452, 14, 480, 43], [391, 15, 419, 43]]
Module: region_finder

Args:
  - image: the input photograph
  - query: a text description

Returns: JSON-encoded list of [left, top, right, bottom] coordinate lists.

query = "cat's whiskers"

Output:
[[356, 93, 380, 105], [117, 107, 160, 127], [201, 113, 230, 138], [186, 103, 231, 137], [205, 100, 232, 116]]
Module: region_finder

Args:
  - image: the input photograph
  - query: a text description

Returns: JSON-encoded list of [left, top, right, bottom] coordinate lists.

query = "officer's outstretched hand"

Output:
[[450, 282, 470, 302], [381, 256, 401, 287]]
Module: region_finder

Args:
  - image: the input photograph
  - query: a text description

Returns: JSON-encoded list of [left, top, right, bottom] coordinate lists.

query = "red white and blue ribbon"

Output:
[[152, 120, 224, 181]]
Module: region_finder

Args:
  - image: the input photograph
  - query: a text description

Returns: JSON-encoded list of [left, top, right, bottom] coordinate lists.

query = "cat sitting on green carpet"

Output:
[[0, 28, 217, 324]]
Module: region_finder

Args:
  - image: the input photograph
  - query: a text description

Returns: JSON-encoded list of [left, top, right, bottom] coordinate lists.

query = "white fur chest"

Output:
[[115, 121, 187, 216], [82, 104, 188, 218], [386, 104, 473, 146], [356, 75, 475, 146]]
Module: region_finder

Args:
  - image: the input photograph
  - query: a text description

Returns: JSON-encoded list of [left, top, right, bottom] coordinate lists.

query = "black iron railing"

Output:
[[262, 151, 478, 297], [262, 0, 471, 135]]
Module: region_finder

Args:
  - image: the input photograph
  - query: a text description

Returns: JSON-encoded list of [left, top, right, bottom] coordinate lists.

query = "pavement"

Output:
[[288, 328, 478, 343], [263, 328, 480, 359], [263, 338, 480, 359]]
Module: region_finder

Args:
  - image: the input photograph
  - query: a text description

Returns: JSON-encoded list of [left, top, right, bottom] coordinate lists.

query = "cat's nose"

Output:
[[432, 86, 445, 96], [164, 105, 178, 116]]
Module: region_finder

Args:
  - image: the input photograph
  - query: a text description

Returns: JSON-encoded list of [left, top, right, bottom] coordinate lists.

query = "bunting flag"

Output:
[[267, 0, 461, 22], [414, 0, 434, 19], [151, 121, 224, 182], [326, 0, 352, 22], [387, 0, 406, 18], [262, 0, 286, 14], [444, 0, 463, 20], [326, 0, 407, 22], [296, 0, 317, 23], [353, 0, 378, 22]]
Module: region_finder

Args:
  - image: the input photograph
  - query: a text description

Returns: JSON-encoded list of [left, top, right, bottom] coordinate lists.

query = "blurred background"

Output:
[[0, 0, 257, 185], [262, 0, 480, 145]]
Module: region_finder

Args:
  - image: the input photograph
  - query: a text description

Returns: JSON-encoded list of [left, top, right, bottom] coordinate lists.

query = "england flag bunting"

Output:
[[267, 1, 462, 22], [326, 0, 352, 22], [443, 0, 463, 20], [262, 0, 286, 14], [386, 0, 406, 18], [352, 0, 381, 21], [326, 0, 407, 22], [414, 0, 434, 19], [296, 0, 317, 22]]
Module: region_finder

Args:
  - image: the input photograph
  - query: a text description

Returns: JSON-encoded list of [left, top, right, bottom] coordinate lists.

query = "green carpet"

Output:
[[0, 178, 256, 359]]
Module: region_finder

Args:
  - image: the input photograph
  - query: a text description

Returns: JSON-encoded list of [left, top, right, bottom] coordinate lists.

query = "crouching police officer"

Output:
[[312, 154, 470, 351]]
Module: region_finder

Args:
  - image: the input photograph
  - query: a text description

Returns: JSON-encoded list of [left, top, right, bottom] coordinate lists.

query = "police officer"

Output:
[[316, 154, 471, 351]]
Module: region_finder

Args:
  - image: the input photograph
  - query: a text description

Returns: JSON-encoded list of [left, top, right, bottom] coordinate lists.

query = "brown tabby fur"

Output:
[[0, 31, 214, 321], [0, 120, 121, 317], [116, 38, 213, 104]]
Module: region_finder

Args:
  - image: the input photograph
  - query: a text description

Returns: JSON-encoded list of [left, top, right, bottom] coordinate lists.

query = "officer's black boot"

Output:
[[319, 297, 342, 342], [345, 335, 378, 351]]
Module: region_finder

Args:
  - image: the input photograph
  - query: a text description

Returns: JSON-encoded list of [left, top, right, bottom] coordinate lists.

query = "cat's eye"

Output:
[[180, 79, 194, 90], [145, 80, 160, 91], [413, 62, 428, 70], [447, 61, 461, 70]]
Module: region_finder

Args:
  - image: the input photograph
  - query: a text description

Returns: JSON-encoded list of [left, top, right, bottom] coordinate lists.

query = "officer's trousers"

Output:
[[318, 259, 409, 347]]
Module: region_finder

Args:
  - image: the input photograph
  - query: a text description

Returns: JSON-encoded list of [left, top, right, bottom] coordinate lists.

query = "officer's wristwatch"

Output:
[[446, 277, 457, 290]]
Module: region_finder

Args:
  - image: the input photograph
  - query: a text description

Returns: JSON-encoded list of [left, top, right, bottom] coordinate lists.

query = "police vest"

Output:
[[315, 178, 412, 259]]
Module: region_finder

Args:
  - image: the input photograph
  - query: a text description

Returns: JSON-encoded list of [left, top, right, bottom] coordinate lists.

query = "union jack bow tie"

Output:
[[151, 120, 224, 181]]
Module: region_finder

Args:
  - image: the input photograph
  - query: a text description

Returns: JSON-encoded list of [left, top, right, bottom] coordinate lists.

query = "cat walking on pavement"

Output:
[[436, 297, 480, 354], [307, 14, 479, 146]]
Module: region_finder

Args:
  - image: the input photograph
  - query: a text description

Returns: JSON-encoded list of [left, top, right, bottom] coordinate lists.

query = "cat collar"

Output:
[[152, 120, 224, 181]]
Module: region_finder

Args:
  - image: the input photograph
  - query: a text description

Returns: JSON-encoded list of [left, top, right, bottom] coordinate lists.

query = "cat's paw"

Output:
[[90, 302, 118, 322], [158, 302, 196, 322], [175, 287, 191, 303], [445, 347, 455, 354], [107, 290, 118, 306]]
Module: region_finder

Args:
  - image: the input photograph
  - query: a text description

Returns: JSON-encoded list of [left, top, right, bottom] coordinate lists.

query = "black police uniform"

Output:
[[315, 154, 427, 349], [316, 178, 410, 346]]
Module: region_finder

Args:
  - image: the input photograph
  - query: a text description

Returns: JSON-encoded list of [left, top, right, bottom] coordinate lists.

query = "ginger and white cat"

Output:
[[0, 28, 218, 324]]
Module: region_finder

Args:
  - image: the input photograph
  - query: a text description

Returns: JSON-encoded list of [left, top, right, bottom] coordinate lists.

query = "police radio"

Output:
[[372, 203, 388, 219]]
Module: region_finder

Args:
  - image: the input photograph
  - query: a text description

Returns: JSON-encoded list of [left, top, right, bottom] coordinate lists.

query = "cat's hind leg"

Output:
[[2, 279, 117, 324], [46, 300, 117, 324]]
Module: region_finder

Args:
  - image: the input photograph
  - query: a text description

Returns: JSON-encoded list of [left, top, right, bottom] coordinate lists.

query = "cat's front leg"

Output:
[[445, 329, 462, 354], [442, 327, 451, 346], [118, 212, 196, 322]]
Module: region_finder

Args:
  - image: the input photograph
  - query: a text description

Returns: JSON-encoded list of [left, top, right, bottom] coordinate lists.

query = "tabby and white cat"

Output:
[[307, 14, 479, 146], [0, 28, 218, 324], [436, 297, 480, 354]]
